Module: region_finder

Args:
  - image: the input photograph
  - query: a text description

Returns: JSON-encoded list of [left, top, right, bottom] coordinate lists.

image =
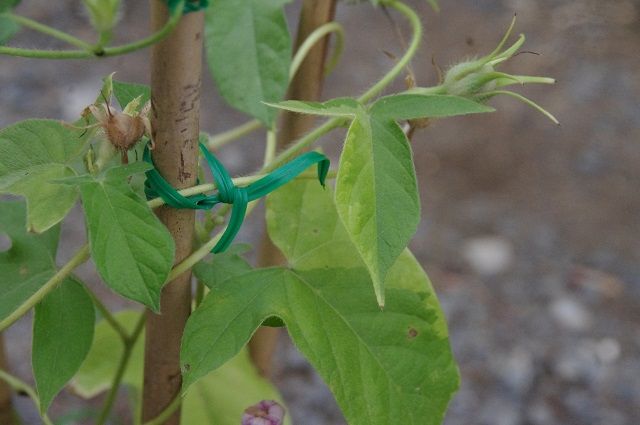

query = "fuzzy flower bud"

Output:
[[241, 400, 285, 425], [410, 15, 558, 124]]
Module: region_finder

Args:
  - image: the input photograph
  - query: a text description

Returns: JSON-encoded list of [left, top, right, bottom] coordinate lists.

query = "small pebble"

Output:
[[550, 297, 592, 331], [462, 236, 514, 276]]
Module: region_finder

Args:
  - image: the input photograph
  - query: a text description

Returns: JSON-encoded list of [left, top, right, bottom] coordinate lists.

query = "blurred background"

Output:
[[1, 0, 639, 424]]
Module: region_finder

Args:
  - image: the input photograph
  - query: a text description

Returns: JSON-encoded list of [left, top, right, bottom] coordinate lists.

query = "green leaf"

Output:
[[0, 16, 19, 45], [0, 0, 20, 12], [0, 201, 59, 322], [182, 179, 459, 425], [33, 278, 95, 412], [193, 245, 253, 290], [0, 120, 88, 232], [72, 311, 143, 398], [205, 0, 292, 126], [72, 311, 289, 424], [268, 98, 360, 118], [74, 166, 174, 311], [335, 111, 420, 306], [370, 94, 495, 121], [112, 80, 150, 110], [183, 349, 291, 425]]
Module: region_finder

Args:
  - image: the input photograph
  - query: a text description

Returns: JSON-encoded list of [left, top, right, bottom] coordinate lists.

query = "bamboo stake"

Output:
[[249, 0, 338, 378], [141, 2, 203, 423]]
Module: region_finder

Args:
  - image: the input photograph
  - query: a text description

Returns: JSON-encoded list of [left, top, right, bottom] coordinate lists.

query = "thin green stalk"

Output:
[[266, 0, 422, 169], [206, 20, 345, 152], [0, 370, 53, 425], [86, 287, 129, 342], [207, 120, 262, 151], [0, 1, 184, 59], [263, 130, 277, 166], [289, 22, 345, 79], [3, 14, 94, 50], [141, 394, 183, 425], [96, 314, 145, 425], [359, 1, 422, 103], [0, 245, 90, 332]]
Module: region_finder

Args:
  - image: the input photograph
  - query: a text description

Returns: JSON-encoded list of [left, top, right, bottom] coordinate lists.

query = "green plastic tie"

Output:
[[144, 143, 329, 254], [165, 0, 208, 14]]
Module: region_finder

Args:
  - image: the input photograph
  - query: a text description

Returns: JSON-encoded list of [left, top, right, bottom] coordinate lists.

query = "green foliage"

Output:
[[370, 93, 494, 120], [33, 278, 94, 412], [181, 180, 459, 425], [335, 109, 420, 307], [193, 244, 253, 290], [204, 0, 292, 126], [72, 311, 290, 424], [81, 0, 121, 32], [0, 201, 59, 322], [0, 120, 88, 233], [112, 80, 150, 109], [69, 165, 174, 311], [72, 311, 143, 397], [0, 17, 19, 45]]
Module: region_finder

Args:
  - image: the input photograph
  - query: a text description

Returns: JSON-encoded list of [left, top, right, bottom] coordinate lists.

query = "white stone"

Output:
[[462, 236, 514, 275], [550, 297, 592, 331]]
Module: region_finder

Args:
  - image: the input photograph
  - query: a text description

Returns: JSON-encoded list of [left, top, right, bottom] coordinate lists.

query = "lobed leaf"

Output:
[[0, 120, 88, 232], [204, 0, 292, 126], [33, 278, 95, 412], [182, 180, 459, 425]]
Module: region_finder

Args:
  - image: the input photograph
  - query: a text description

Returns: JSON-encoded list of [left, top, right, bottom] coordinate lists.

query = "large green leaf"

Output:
[[74, 165, 174, 311], [370, 93, 494, 121], [182, 180, 459, 425], [205, 0, 292, 126], [72, 311, 289, 424], [0, 120, 87, 232], [32, 278, 95, 412], [335, 111, 420, 306], [0, 201, 59, 322]]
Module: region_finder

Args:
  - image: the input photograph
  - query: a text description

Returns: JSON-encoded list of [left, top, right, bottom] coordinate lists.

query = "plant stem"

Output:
[[207, 119, 262, 151], [96, 315, 145, 425], [0, 370, 53, 425], [265, 0, 422, 169], [358, 0, 422, 104], [86, 287, 130, 343], [141, 2, 203, 423], [0, 335, 18, 425], [0, 1, 184, 59], [3, 14, 95, 50], [0, 245, 90, 332]]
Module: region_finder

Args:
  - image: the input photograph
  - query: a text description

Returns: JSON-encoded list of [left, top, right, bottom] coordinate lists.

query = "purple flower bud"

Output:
[[241, 400, 285, 425]]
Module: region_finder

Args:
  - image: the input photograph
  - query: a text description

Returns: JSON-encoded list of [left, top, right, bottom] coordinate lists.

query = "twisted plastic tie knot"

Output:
[[143, 142, 329, 254]]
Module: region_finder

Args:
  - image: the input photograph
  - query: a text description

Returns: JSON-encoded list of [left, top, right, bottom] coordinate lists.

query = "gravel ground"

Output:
[[1, 0, 639, 424]]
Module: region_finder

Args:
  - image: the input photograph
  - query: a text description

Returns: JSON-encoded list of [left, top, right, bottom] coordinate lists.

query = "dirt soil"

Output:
[[1, 0, 639, 424]]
